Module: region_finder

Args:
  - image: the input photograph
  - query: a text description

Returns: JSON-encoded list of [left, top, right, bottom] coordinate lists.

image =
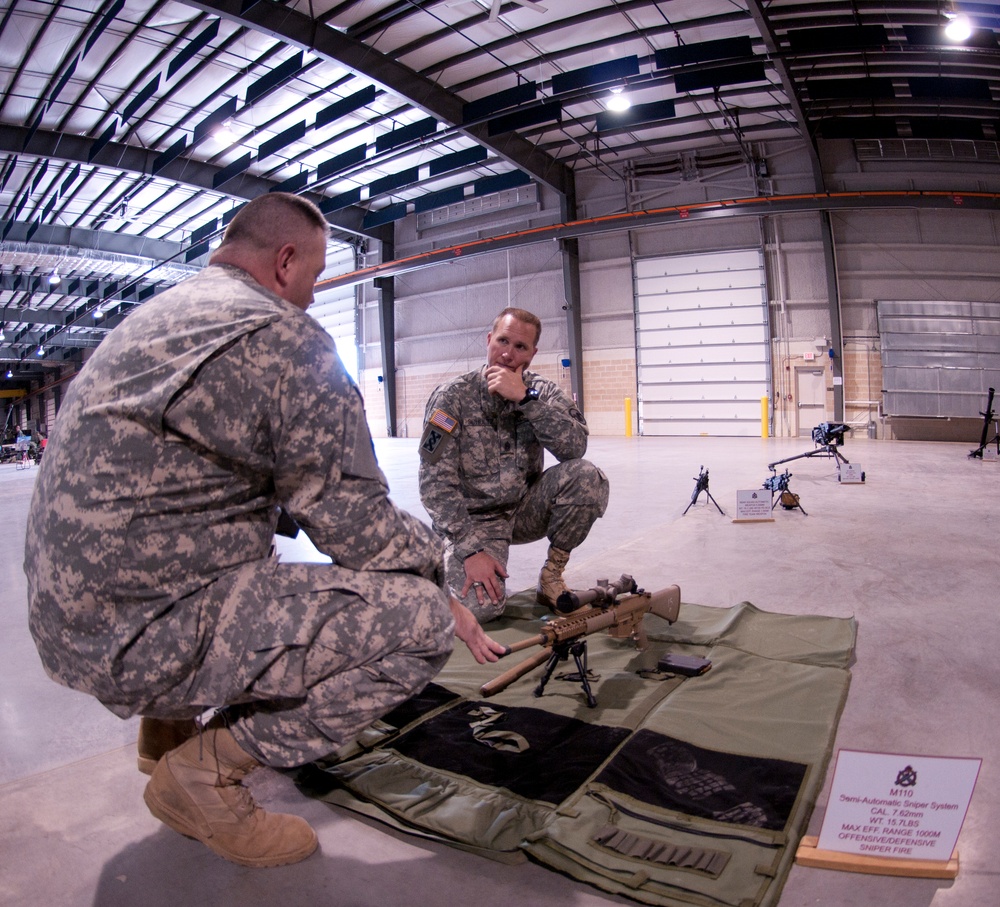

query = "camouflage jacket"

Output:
[[418, 366, 588, 558], [24, 264, 443, 713]]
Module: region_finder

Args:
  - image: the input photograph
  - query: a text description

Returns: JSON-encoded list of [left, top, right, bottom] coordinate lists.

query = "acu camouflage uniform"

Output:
[[418, 366, 608, 621], [24, 264, 454, 768]]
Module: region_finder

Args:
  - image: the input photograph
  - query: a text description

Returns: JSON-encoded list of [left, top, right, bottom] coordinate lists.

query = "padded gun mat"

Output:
[[301, 595, 857, 907]]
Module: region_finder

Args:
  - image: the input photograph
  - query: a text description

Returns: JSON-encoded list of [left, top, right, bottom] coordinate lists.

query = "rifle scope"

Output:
[[555, 573, 638, 614]]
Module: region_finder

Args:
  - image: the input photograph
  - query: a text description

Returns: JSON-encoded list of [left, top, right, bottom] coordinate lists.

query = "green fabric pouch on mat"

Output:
[[305, 599, 857, 907]]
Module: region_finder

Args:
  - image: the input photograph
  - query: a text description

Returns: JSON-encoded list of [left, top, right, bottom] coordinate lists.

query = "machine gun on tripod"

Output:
[[683, 465, 725, 515], [763, 468, 807, 515], [969, 387, 998, 459], [768, 422, 858, 479], [480, 575, 681, 707]]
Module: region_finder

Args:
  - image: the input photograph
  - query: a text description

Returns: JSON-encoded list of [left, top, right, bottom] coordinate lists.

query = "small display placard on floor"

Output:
[[733, 489, 774, 522], [839, 463, 865, 483], [796, 749, 981, 878]]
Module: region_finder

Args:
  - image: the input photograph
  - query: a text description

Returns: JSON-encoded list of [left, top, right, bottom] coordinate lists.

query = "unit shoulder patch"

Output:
[[419, 408, 458, 463]]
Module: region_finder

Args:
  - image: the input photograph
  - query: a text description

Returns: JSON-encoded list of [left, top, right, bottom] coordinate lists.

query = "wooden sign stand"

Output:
[[795, 835, 959, 879], [732, 490, 774, 522]]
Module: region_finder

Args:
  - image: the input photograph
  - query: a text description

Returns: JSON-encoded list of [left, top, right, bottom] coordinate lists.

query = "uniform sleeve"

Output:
[[273, 330, 443, 580], [520, 374, 589, 461], [417, 383, 485, 559]]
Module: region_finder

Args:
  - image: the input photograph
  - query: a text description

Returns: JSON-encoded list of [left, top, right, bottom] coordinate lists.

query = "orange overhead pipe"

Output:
[[316, 189, 1000, 291]]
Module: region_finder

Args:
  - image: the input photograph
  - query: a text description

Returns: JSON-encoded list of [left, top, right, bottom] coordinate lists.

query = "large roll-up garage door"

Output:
[[635, 250, 770, 436]]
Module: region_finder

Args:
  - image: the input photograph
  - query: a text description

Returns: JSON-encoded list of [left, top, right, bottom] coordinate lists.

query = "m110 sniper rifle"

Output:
[[480, 574, 681, 707]]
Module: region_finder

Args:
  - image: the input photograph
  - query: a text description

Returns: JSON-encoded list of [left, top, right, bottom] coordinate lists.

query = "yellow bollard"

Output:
[[761, 395, 769, 438], [625, 397, 633, 437]]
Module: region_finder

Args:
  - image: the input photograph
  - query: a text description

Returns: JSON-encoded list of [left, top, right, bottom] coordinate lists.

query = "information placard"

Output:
[[733, 489, 773, 521], [817, 750, 980, 862], [839, 463, 865, 483]]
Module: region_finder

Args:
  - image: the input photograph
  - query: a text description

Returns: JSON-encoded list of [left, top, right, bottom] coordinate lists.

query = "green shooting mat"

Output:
[[300, 594, 857, 907]]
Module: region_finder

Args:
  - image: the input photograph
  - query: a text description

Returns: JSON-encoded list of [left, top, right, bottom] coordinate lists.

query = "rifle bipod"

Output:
[[534, 637, 598, 707]]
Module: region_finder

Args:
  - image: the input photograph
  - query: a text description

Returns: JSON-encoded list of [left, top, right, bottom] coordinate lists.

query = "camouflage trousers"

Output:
[[143, 560, 454, 767], [446, 458, 609, 622]]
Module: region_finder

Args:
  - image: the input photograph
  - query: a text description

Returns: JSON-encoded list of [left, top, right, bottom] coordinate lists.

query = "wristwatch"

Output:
[[519, 387, 540, 405]]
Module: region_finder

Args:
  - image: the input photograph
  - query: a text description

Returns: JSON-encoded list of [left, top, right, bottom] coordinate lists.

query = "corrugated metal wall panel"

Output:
[[877, 300, 1000, 418]]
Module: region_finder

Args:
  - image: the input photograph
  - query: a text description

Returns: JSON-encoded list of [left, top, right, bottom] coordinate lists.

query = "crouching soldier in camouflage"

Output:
[[23, 193, 503, 869], [418, 307, 609, 622]]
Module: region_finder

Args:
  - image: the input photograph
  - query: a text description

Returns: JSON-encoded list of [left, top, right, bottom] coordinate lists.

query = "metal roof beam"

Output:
[[0, 125, 378, 244], [745, 0, 825, 188], [0, 307, 104, 328], [12, 333, 102, 349], [187, 0, 575, 198]]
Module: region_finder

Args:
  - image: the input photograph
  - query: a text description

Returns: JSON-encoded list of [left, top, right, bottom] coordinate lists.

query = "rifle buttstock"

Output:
[[647, 585, 681, 623]]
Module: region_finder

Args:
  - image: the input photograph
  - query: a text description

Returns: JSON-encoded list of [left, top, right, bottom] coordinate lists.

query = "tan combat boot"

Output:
[[137, 717, 200, 775], [536, 545, 572, 610], [143, 726, 318, 867]]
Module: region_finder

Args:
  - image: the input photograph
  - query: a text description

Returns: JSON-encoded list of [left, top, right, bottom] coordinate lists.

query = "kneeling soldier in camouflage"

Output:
[[24, 194, 503, 868], [419, 307, 609, 622]]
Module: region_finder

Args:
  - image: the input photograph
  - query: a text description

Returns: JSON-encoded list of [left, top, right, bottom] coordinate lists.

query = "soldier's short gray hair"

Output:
[[220, 193, 329, 251], [493, 307, 541, 346]]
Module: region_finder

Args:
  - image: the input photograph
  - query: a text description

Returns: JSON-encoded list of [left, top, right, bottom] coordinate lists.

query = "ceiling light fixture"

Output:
[[6, 370, 12, 379], [48, 271, 61, 287], [215, 118, 239, 142], [606, 86, 632, 112], [485, 0, 548, 24], [36, 345, 45, 356], [944, 11, 972, 41]]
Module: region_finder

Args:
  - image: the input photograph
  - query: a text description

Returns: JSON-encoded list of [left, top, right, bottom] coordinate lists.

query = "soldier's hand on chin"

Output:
[[485, 365, 526, 402]]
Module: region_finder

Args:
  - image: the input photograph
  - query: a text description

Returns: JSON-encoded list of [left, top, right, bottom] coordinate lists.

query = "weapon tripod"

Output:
[[764, 469, 808, 516], [768, 442, 850, 474], [969, 387, 998, 459], [683, 466, 725, 516], [770, 486, 807, 516], [534, 637, 598, 707]]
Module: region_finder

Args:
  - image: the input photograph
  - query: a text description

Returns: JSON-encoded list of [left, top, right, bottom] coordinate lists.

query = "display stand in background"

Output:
[[732, 489, 774, 522], [839, 463, 865, 484]]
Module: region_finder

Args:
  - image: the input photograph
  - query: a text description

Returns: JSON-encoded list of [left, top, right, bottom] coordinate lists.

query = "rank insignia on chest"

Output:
[[419, 408, 457, 462]]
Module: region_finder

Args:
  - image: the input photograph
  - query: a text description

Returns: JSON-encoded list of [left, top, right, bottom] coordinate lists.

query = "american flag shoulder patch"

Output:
[[429, 408, 458, 433]]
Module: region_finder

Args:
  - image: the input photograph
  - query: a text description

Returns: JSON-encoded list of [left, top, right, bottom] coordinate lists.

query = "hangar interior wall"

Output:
[[19, 142, 1000, 446], [356, 139, 1000, 443]]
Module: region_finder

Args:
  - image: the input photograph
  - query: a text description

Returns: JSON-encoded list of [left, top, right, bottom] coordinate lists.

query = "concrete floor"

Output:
[[1, 434, 997, 907]]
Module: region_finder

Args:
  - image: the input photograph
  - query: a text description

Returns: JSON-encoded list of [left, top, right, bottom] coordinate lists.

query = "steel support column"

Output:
[[559, 180, 584, 412], [374, 276, 397, 437], [819, 211, 844, 420], [375, 227, 397, 436], [560, 237, 584, 411]]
